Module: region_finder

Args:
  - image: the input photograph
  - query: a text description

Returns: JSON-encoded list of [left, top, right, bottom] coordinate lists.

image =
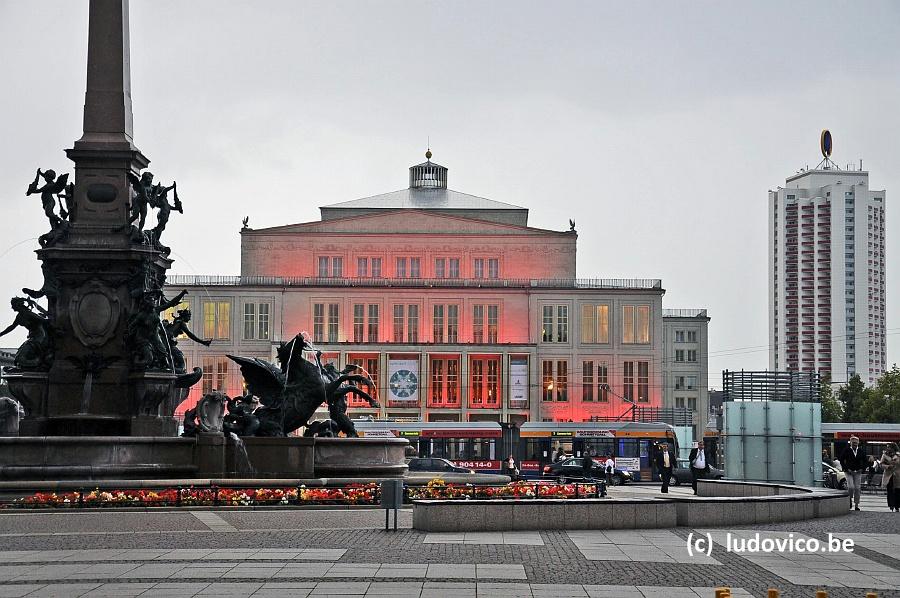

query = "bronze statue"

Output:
[[227, 335, 375, 437], [317, 357, 379, 437], [149, 180, 182, 252], [123, 171, 154, 233], [125, 289, 187, 370], [26, 168, 69, 229], [0, 298, 54, 370], [223, 394, 260, 437], [163, 308, 210, 374]]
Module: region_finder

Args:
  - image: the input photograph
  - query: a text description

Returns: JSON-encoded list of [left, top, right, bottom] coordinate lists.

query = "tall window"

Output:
[[474, 258, 485, 279], [357, 257, 368, 277], [623, 305, 650, 344], [201, 356, 229, 394], [407, 305, 419, 343], [396, 257, 407, 278], [675, 330, 685, 343], [393, 305, 405, 343], [447, 305, 459, 343], [624, 361, 649, 402], [410, 258, 421, 279], [556, 360, 568, 401], [542, 360, 554, 401], [557, 306, 568, 342], [581, 304, 610, 343], [623, 361, 634, 401], [433, 305, 444, 343], [448, 258, 460, 279], [470, 357, 500, 408], [598, 361, 609, 402], [313, 303, 324, 343], [675, 349, 685, 363], [332, 257, 343, 278], [317, 257, 342, 277], [687, 330, 698, 342], [371, 258, 382, 278], [203, 301, 230, 340], [429, 357, 461, 406], [243, 302, 270, 340], [488, 258, 499, 279], [318, 256, 329, 277], [435, 258, 445, 279], [542, 306, 554, 342], [687, 349, 697, 362], [433, 304, 459, 343], [487, 305, 498, 343], [583, 361, 594, 402], [348, 356, 379, 407], [353, 304, 365, 343], [327, 303, 339, 343], [638, 361, 649, 402], [541, 304, 570, 343], [367, 304, 379, 342], [473, 305, 484, 343]]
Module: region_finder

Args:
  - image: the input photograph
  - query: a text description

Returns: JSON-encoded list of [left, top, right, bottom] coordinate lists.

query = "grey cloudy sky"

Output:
[[1, 1, 898, 388]]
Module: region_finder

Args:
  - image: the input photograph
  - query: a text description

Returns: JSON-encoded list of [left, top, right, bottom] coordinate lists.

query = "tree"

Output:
[[858, 365, 900, 424], [838, 374, 868, 423], [819, 373, 843, 422]]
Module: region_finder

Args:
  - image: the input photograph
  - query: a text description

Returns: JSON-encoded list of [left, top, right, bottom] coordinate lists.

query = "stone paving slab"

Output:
[[423, 532, 544, 545], [0, 583, 759, 597], [566, 531, 720, 565], [0, 548, 347, 563], [700, 529, 900, 589]]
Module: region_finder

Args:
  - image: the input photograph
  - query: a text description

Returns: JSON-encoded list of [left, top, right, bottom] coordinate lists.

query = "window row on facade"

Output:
[[317, 256, 501, 279], [189, 353, 659, 412]]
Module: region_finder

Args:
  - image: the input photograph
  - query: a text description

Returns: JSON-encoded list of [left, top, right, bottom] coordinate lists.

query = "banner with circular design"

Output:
[[388, 358, 419, 402]]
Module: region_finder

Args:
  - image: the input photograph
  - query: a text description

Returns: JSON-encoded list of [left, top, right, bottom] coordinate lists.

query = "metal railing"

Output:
[[662, 308, 708, 318], [166, 275, 663, 291]]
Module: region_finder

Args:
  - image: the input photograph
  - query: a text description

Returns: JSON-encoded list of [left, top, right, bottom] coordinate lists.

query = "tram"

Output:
[[822, 423, 900, 464], [517, 421, 679, 481], [354, 420, 681, 479], [355, 421, 506, 472]]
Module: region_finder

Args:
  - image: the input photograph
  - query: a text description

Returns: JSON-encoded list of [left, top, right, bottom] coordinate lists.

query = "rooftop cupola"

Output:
[[409, 149, 448, 189]]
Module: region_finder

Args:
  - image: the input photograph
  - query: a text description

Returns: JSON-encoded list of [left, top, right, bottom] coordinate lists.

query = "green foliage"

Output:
[[819, 373, 843, 422], [835, 366, 900, 423]]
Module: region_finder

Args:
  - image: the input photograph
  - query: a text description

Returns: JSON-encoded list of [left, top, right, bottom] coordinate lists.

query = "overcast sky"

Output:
[[1, 1, 898, 388]]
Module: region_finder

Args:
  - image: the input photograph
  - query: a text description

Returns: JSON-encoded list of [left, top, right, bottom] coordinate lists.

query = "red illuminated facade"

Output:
[[167, 154, 667, 424]]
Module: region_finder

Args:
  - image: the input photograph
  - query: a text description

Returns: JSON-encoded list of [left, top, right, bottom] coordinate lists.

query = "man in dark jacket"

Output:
[[582, 450, 594, 481], [688, 441, 711, 495], [654, 442, 676, 493], [839, 435, 867, 511]]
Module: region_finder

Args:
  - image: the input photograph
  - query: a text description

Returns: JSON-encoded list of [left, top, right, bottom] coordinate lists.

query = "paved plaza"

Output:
[[0, 487, 898, 597]]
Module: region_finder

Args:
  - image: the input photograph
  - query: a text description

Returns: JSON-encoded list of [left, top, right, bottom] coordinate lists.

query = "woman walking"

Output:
[[879, 443, 900, 512]]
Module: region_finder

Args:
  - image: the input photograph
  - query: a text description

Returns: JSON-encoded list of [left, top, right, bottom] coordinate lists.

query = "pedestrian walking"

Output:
[[689, 440, 710, 495], [604, 456, 615, 486], [505, 454, 518, 481], [655, 442, 675, 493], [839, 435, 866, 511], [582, 450, 594, 482], [880, 443, 900, 512]]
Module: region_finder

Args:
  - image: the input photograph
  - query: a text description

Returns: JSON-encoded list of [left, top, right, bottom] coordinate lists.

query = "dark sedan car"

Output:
[[671, 461, 725, 486], [406, 458, 475, 474], [542, 458, 633, 485]]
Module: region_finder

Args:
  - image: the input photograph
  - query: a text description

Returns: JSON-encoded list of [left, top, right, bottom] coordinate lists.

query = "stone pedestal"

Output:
[[195, 433, 226, 477]]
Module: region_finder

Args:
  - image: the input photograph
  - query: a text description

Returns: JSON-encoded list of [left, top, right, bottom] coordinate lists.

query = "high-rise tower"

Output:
[[769, 131, 887, 384]]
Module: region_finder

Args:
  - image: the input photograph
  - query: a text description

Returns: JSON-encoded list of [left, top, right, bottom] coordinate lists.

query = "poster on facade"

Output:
[[387, 358, 419, 402], [509, 357, 528, 408]]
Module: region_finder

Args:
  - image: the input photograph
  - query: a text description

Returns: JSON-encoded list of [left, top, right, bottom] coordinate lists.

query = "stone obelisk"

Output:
[[13, 0, 179, 436]]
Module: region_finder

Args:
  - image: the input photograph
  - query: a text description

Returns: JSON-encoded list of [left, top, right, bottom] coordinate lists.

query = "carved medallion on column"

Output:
[[69, 280, 121, 348]]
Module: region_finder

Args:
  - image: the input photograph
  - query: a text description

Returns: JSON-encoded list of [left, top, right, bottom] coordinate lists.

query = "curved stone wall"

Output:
[[412, 479, 848, 532]]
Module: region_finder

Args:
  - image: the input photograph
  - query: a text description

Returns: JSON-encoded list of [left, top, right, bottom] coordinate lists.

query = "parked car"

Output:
[[671, 461, 725, 485], [542, 457, 633, 485], [823, 462, 847, 490], [406, 457, 475, 474]]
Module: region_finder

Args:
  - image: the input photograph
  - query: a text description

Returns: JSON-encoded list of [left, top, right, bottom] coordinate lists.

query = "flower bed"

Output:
[[6, 483, 379, 509], [406, 479, 601, 500], [3, 479, 600, 509]]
